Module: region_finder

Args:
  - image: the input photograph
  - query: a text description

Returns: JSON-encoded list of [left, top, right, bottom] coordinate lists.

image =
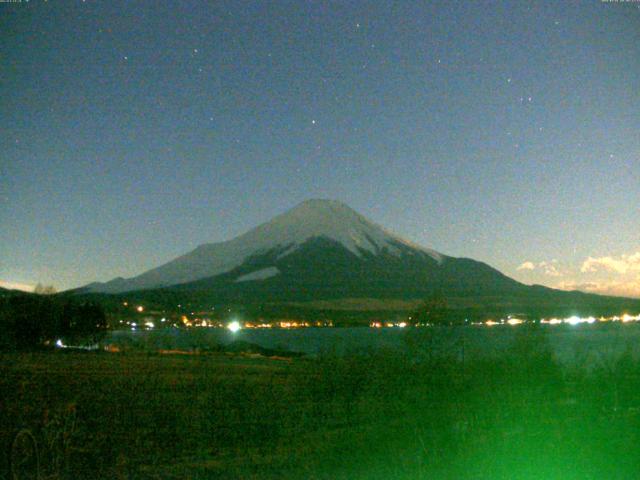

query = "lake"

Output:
[[107, 322, 640, 365]]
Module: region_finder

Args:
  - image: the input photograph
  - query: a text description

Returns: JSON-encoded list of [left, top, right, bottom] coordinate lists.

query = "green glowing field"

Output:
[[2, 328, 640, 479]]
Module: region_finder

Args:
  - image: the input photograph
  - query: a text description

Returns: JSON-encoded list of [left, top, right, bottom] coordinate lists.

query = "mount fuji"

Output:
[[84, 199, 505, 295], [80, 199, 640, 319]]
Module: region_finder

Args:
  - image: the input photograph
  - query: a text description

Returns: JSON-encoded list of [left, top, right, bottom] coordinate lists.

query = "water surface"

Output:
[[107, 322, 640, 365]]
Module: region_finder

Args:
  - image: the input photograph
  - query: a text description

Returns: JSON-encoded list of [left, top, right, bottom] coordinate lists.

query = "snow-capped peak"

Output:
[[239, 199, 441, 260], [86, 199, 443, 293]]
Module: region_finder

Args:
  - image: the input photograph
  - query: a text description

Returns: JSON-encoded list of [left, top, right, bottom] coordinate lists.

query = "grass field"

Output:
[[2, 327, 640, 479]]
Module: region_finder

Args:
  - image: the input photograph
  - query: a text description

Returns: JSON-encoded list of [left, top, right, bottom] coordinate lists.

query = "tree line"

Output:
[[0, 293, 107, 350]]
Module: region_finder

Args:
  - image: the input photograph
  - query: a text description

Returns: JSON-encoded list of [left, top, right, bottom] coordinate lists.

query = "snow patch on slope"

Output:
[[234, 267, 280, 283]]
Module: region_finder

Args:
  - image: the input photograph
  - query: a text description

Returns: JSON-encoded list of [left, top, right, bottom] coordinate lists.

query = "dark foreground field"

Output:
[[2, 327, 640, 479]]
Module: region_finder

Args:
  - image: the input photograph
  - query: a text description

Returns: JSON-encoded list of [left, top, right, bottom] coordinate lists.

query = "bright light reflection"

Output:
[[541, 318, 553, 324], [565, 316, 581, 325], [484, 313, 640, 327], [227, 321, 241, 333]]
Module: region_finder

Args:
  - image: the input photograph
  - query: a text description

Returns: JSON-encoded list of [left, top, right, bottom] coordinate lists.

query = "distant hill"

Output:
[[0, 286, 32, 298]]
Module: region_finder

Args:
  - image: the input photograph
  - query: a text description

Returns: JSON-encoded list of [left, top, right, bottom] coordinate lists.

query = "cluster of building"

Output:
[[114, 302, 640, 332], [477, 313, 640, 327]]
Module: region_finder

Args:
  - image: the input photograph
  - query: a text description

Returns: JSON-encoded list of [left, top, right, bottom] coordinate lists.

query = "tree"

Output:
[[61, 302, 108, 345], [34, 283, 57, 295], [0, 294, 107, 350], [413, 292, 451, 326]]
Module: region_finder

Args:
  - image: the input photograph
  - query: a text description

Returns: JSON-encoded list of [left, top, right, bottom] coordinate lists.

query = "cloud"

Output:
[[556, 277, 640, 298], [538, 261, 562, 277], [581, 252, 640, 274], [556, 281, 599, 292], [517, 261, 536, 271], [517, 260, 562, 277], [0, 280, 35, 292]]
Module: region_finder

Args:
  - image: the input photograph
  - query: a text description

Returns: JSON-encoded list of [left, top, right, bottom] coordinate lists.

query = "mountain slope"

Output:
[[172, 236, 522, 302]]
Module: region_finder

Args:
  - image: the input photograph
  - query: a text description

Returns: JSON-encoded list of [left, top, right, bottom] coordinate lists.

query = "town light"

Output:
[[227, 321, 241, 333]]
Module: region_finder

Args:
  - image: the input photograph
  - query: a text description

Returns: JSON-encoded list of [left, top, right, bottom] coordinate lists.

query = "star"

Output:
[[311, 119, 316, 125]]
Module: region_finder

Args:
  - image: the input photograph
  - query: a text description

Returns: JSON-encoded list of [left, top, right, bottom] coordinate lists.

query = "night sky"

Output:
[[1, 0, 639, 295]]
